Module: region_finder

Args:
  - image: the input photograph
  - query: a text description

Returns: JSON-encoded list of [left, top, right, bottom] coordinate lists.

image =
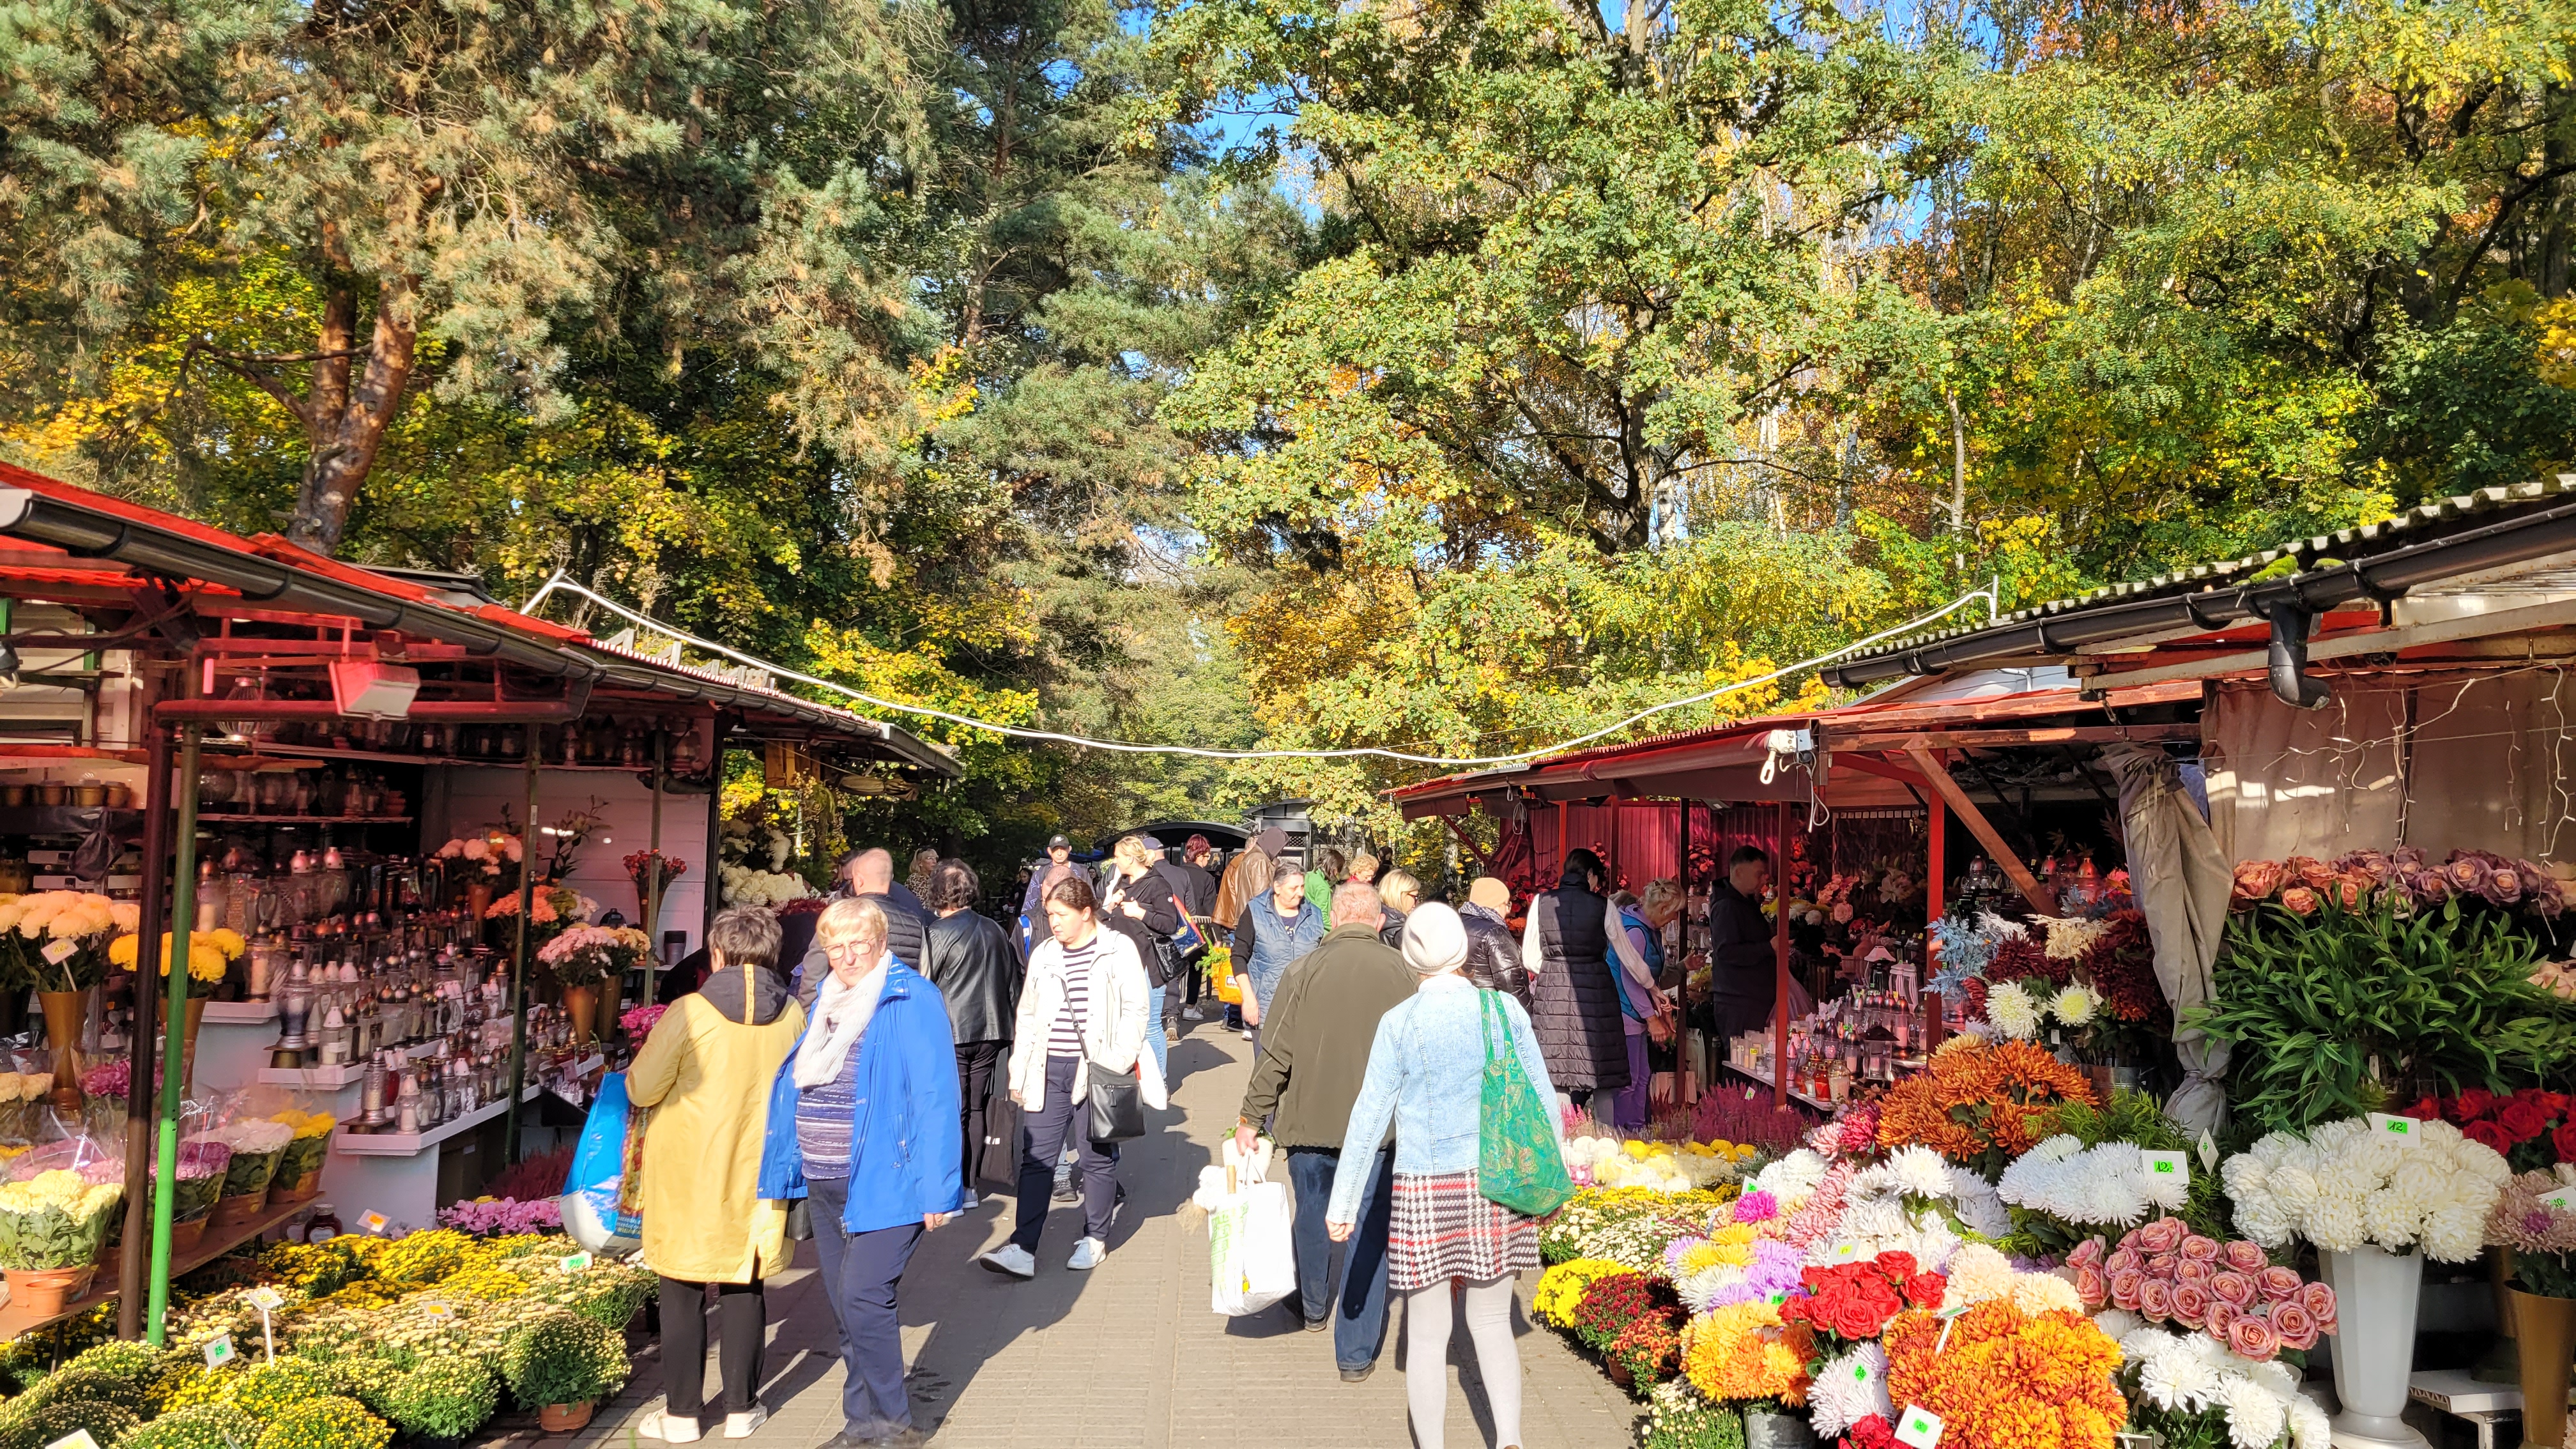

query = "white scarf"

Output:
[[794, 955, 887, 1090]]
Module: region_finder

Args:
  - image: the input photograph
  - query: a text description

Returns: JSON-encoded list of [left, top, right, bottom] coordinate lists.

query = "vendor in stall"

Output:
[[1702, 846, 1775, 1048]]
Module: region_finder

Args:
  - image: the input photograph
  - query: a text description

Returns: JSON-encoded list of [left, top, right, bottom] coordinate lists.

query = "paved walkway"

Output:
[[573, 1015, 1637, 1448]]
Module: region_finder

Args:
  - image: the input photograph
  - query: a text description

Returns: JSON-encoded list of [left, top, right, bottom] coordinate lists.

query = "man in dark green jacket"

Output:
[[1234, 882, 1414, 1378]]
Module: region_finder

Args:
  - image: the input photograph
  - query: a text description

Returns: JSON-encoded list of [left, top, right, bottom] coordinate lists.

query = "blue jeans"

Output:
[[1285, 1145, 1395, 1372], [807, 1176, 924, 1441], [1146, 985, 1169, 1080]]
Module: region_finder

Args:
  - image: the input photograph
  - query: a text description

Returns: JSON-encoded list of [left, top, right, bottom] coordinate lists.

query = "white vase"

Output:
[[2321, 1245, 2431, 1449]]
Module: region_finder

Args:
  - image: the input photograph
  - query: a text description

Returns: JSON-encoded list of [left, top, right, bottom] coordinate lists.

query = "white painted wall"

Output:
[[423, 764, 711, 956]]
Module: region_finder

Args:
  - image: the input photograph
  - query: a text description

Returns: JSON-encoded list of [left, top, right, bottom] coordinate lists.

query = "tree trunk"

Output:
[[287, 277, 420, 556]]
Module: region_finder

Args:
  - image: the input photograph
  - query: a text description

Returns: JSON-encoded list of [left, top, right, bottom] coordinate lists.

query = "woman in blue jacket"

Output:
[[758, 896, 962, 1448]]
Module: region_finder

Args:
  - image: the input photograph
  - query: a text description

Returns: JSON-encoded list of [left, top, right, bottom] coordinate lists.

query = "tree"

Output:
[[1, 0, 932, 551]]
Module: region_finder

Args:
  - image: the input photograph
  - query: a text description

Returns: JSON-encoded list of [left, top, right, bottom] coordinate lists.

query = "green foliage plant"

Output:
[[10, 1368, 150, 1420], [378, 1361, 498, 1442], [0, 1399, 141, 1449], [247, 1397, 388, 1449], [1641, 1379, 1747, 1449], [2187, 898, 2576, 1137], [499, 1308, 629, 1409], [125, 1404, 262, 1449]]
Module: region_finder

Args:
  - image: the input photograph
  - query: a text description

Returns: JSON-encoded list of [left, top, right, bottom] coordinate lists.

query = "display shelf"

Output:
[[226, 741, 684, 775], [329, 1084, 538, 1157], [196, 814, 415, 825], [201, 1000, 279, 1025], [254, 1039, 444, 1088], [0, 806, 139, 834], [1720, 1059, 1836, 1113], [0, 1197, 313, 1340]]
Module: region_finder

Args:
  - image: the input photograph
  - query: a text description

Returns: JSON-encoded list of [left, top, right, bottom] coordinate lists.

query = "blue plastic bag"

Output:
[[559, 1070, 644, 1255]]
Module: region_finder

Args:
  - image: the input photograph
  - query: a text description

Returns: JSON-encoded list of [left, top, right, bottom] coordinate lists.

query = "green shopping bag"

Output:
[[1477, 989, 1574, 1216]]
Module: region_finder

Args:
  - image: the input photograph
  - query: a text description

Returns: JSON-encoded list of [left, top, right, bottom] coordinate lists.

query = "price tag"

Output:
[[358, 1210, 388, 1234], [45, 1430, 101, 1449], [2366, 1113, 2419, 1142], [1896, 1406, 1945, 1449], [2141, 1151, 2189, 1183], [559, 1252, 592, 1273], [2544, 1188, 2576, 1213], [1851, 1359, 1874, 1384], [2198, 1131, 2220, 1172], [243, 1287, 284, 1312], [1825, 1242, 1865, 1265], [40, 939, 77, 966], [203, 1334, 236, 1368], [418, 1301, 454, 1321]]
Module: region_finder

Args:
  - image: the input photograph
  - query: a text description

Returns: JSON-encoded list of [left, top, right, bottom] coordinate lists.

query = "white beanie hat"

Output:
[[1400, 903, 1469, 976]]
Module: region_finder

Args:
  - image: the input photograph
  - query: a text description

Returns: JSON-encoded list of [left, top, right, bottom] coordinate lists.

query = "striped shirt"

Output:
[[1048, 939, 1097, 1059], [796, 1035, 862, 1177]]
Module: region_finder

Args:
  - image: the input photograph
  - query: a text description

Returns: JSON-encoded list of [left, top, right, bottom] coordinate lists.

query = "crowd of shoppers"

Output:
[[625, 825, 1682, 1449]]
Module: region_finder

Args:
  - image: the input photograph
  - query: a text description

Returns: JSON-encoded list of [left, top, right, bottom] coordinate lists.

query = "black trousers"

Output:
[[658, 1275, 765, 1419], [1011, 1056, 1117, 1251], [956, 1039, 1004, 1189]]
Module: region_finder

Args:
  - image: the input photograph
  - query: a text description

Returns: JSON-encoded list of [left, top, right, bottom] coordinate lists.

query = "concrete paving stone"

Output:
[[565, 1018, 1639, 1448]]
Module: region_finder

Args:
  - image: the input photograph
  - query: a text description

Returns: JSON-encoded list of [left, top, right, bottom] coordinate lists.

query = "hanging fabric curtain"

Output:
[[2102, 743, 2234, 1136]]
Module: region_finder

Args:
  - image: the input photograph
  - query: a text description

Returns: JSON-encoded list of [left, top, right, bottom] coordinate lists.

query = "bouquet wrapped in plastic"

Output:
[[212, 1118, 294, 1197], [0, 1167, 121, 1269]]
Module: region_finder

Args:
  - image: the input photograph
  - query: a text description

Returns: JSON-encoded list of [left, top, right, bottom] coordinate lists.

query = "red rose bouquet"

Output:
[[2407, 1087, 2576, 1174], [1781, 1252, 1943, 1348]]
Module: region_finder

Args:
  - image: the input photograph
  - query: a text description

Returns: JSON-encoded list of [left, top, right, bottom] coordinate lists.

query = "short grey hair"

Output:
[[1271, 862, 1307, 893], [1330, 882, 1384, 928]]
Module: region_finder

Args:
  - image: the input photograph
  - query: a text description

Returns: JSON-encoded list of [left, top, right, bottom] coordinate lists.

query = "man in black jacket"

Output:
[[799, 847, 934, 1004], [1705, 845, 1776, 1049], [1155, 841, 1217, 1025], [924, 859, 1020, 1211]]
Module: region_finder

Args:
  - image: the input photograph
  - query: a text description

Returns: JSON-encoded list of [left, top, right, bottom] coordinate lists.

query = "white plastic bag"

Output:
[[1203, 1137, 1297, 1316]]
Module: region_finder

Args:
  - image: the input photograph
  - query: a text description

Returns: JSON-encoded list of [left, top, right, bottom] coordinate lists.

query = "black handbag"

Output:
[[977, 1072, 1023, 1189], [1084, 1058, 1146, 1144], [785, 1199, 813, 1241]]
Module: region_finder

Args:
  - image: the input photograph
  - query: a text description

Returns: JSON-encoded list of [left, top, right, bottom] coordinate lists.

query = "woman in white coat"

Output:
[[979, 873, 1168, 1278]]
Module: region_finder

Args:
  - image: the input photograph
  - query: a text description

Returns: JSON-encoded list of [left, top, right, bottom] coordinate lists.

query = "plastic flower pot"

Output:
[[2322, 1245, 2432, 1449], [3, 1264, 93, 1316], [537, 1402, 592, 1433]]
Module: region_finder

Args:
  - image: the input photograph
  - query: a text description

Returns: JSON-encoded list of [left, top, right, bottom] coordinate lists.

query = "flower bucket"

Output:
[[180, 996, 206, 1089], [537, 1402, 593, 1433], [2322, 1245, 2432, 1449], [562, 985, 599, 1046], [1744, 1407, 1816, 1449], [37, 990, 88, 1108], [2513, 1288, 2576, 1449], [3, 1266, 93, 1317]]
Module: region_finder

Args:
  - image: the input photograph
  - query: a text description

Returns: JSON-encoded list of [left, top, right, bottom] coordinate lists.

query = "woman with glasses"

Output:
[[759, 896, 961, 1448]]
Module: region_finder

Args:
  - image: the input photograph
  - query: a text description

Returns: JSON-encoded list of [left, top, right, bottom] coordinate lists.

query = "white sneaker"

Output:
[[979, 1243, 1037, 1278], [1240, 1029, 1254, 1040], [960, 1190, 979, 1211], [1068, 1236, 1107, 1270], [723, 1407, 767, 1439], [1181, 1006, 1205, 1022], [637, 1412, 702, 1443]]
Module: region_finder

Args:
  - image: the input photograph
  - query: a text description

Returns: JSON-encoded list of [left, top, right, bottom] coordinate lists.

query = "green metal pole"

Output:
[[643, 732, 664, 1013], [501, 728, 538, 1167], [146, 724, 199, 1345]]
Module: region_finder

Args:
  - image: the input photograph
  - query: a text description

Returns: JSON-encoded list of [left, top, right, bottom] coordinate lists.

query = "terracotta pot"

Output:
[[275, 1171, 321, 1203], [563, 985, 599, 1046], [537, 1402, 592, 1433], [3, 1266, 94, 1318], [168, 1216, 207, 1255], [211, 1193, 268, 1232]]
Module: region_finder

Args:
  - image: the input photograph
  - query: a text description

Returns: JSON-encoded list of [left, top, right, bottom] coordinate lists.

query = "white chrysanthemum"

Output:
[[2304, 1192, 2368, 1254], [2134, 1334, 2217, 1411], [2362, 1185, 2428, 1248], [2246, 1131, 2300, 1169], [2050, 984, 2101, 1025], [2221, 1156, 2271, 1204], [2240, 1358, 2301, 1399], [2094, 1309, 2142, 1342], [1752, 1149, 1828, 1210], [1885, 1146, 1956, 1200], [1985, 980, 2044, 1039], [2141, 1157, 2190, 1215], [1953, 1180, 2012, 1238], [2424, 1201, 2491, 1263], [1942, 1245, 2016, 1309], [2011, 1271, 2084, 1316], [2232, 1200, 2296, 1250], [2262, 1163, 2319, 1218], [1808, 1344, 1891, 1436], [2219, 1374, 2289, 1449], [2449, 1135, 2513, 1187], [2288, 1395, 2333, 1449]]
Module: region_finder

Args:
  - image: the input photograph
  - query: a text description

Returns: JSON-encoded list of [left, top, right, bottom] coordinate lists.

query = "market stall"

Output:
[[0, 467, 955, 1347], [1417, 476, 2576, 1449]]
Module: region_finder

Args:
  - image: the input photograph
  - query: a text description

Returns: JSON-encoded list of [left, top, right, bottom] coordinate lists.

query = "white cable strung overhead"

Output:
[[519, 572, 2001, 769]]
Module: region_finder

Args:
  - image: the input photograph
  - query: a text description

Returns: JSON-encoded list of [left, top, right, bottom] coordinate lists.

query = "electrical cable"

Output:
[[518, 572, 2002, 768]]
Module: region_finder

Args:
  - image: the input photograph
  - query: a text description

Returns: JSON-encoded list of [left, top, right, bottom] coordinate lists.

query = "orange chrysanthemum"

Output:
[[1884, 1304, 2124, 1449], [1680, 1300, 1813, 1406], [1876, 1040, 2097, 1172]]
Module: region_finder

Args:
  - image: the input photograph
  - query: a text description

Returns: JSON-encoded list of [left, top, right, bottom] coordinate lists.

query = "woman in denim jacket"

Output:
[[1328, 903, 1560, 1449]]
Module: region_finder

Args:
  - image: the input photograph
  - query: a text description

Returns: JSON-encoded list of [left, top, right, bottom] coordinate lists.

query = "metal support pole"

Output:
[[145, 724, 199, 1345], [1772, 800, 1792, 1112], [1926, 794, 1947, 1048], [1676, 800, 1692, 1105], [117, 718, 172, 1339], [643, 730, 664, 1011], [502, 728, 539, 1167], [702, 724, 728, 948]]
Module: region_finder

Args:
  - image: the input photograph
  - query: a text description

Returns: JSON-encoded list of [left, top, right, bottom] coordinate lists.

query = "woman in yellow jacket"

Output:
[[628, 907, 808, 1443]]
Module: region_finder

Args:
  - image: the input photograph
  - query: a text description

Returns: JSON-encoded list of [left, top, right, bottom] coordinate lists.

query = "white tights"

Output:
[[1404, 1275, 1522, 1449]]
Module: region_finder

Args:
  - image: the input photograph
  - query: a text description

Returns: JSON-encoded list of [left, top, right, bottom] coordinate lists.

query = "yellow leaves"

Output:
[[2536, 296, 2576, 392]]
